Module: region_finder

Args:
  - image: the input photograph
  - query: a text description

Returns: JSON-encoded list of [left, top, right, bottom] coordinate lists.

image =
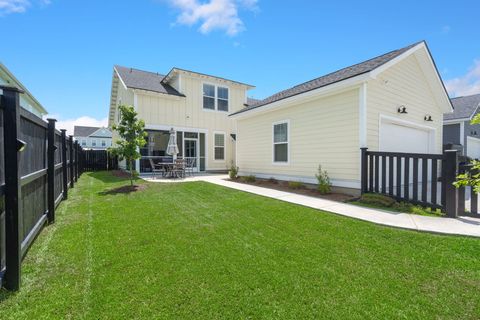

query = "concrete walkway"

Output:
[[141, 174, 480, 238]]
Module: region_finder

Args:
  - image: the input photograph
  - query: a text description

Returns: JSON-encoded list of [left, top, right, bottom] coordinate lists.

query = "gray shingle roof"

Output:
[[231, 41, 423, 116], [444, 93, 480, 120], [246, 97, 261, 106], [115, 65, 184, 96], [74, 126, 101, 137]]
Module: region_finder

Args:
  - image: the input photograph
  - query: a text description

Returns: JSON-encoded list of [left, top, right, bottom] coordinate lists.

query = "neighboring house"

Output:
[[443, 93, 480, 159], [108, 66, 254, 172], [73, 126, 113, 150], [230, 41, 452, 194], [0, 62, 47, 117]]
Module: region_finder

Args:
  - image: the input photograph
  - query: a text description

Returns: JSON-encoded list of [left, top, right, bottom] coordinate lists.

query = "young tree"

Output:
[[109, 105, 147, 186], [455, 114, 480, 192]]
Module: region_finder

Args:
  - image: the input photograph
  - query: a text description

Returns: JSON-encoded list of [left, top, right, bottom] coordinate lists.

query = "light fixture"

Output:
[[17, 139, 27, 152], [424, 115, 433, 122], [397, 105, 407, 114]]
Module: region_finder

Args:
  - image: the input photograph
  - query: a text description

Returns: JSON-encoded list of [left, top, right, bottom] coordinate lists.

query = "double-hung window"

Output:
[[92, 139, 97, 147], [203, 84, 229, 112], [81, 140, 86, 146], [203, 84, 215, 110], [214, 133, 225, 161], [102, 140, 106, 147], [217, 87, 229, 111], [273, 121, 289, 163]]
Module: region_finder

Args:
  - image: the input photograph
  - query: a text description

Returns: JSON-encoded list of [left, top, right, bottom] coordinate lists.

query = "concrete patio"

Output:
[[141, 174, 480, 237]]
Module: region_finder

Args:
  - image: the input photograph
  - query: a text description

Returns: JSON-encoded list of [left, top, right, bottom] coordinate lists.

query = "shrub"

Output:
[[358, 193, 396, 207], [315, 165, 331, 194], [241, 175, 256, 183], [228, 162, 239, 180], [288, 181, 304, 189], [392, 201, 414, 212]]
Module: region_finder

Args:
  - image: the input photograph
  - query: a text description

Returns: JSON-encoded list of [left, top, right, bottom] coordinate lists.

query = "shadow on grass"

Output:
[[98, 184, 147, 196], [0, 288, 14, 304], [86, 171, 142, 185]]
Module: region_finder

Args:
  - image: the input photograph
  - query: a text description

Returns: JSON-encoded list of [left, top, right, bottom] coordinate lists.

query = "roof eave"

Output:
[[230, 72, 372, 119], [164, 67, 255, 89]]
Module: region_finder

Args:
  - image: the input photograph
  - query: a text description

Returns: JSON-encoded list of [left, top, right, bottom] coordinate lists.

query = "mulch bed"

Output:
[[111, 170, 132, 178], [99, 184, 148, 195], [230, 178, 355, 202]]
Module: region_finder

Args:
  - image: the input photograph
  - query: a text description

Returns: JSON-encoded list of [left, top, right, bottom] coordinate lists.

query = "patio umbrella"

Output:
[[166, 128, 179, 161]]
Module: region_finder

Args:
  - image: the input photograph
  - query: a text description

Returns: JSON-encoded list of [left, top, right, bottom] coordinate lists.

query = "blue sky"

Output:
[[0, 0, 479, 132]]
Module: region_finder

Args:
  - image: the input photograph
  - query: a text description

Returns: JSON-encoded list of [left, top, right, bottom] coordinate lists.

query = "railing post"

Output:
[[74, 141, 78, 182], [1, 86, 23, 291], [360, 148, 368, 194], [69, 136, 74, 188], [457, 164, 466, 215], [443, 150, 459, 218], [61, 130, 68, 199], [47, 118, 56, 224]]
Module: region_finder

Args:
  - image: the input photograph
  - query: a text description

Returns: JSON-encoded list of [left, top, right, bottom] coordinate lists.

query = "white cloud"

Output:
[[0, 0, 50, 15], [445, 59, 480, 97], [167, 0, 258, 36], [44, 115, 108, 136]]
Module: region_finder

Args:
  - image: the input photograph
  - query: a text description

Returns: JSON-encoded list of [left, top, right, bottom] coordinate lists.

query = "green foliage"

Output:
[[455, 114, 480, 192], [315, 165, 331, 194], [241, 175, 256, 183], [358, 193, 397, 207], [228, 162, 239, 180], [288, 181, 304, 189], [109, 105, 147, 186]]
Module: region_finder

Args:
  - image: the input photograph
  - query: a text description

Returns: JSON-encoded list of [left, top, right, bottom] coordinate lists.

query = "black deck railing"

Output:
[[361, 148, 460, 218], [0, 86, 85, 291]]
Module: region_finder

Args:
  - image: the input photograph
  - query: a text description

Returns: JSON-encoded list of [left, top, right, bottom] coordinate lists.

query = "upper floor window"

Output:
[[203, 84, 215, 110], [203, 84, 229, 112], [102, 140, 106, 147], [81, 140, 86, 146], [92, 139, 97, 147]]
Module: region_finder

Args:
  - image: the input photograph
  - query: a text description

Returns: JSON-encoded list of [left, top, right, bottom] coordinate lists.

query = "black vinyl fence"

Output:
[[82, 150, 118, 172], [0, 86, 85, 291], [361, 148, 468, 218]]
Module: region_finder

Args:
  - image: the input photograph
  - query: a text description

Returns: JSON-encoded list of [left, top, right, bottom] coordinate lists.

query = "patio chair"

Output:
[[185, 158, 196, 176], [149, 159, 165, 179], [171, 159, 186, 179]]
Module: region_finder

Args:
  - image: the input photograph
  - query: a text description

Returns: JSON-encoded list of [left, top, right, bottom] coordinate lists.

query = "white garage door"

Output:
[[380, 121, 433, 154], [467, 137, 480, 159]]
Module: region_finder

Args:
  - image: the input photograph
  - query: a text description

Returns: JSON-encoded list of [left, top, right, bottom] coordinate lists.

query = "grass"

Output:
[[1, 172, 479, 319]]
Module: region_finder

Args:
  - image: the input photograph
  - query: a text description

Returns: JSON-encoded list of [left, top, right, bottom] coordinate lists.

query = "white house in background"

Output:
[[73, 126, 112, 150], [108, 65, 255, 173], [0, 62, 47, 117], [230, 41, 453, 195]]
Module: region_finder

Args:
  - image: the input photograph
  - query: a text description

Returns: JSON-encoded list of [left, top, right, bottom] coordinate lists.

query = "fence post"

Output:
[[74, 141, 78, 182], [69, 136, 74, 188], [61, 130, 68, 199], [1, 86, 23, 291], [360, 148, 368, 194], [47, 119, 56, 224], [443, 150, 458, 218]]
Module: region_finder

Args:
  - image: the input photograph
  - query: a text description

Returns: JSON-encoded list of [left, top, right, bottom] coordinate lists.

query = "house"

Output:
[[0, 62, 47, 117], [230, 41, 453, 195], [108, 65, 254, 172], [443, 93, 480, 159], [73, 126, 113, 150]]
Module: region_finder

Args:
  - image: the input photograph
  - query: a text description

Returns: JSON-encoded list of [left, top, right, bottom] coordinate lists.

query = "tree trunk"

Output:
[[129, 158, 133, 186]]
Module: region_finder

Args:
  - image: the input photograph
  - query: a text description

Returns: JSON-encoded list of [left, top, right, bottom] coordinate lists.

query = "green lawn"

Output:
[[1, 172, 480, 319]]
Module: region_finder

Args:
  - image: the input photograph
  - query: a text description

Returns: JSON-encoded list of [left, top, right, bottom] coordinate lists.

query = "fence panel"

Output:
[[0, 106, 5, 280], [54, 131, 63, 207], [19, 109, 48, 255], [83, 150, 117, 171]]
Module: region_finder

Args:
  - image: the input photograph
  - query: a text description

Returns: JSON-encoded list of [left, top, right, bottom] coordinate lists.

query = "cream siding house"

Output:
[[230, 41, 452, 194], [108, 66, 254, 173], [0, 62, 47, 117]]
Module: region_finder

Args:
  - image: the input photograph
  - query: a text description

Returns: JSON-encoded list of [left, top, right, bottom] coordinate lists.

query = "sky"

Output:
[[0, 0, 479, 133]]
